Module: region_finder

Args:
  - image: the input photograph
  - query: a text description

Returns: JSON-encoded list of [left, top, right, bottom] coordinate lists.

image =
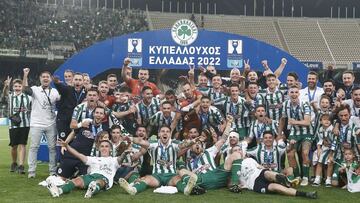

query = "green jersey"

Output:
[[148, 139, 180, 174]]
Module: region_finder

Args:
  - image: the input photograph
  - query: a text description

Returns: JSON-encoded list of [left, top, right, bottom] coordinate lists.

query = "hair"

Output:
[[344, 148, 355, 154], [201, 95, 211, 101], [308, 71, 318, 78], [212, 74, 222, 78], [320, 114, 331, 121], [95, 131, 111, 148], [98, 80, 108, 86], [165, 89, 176, 96], [40, 70, 52, 77], [288, 84, 300, 89], [229, 83, 240, 89], [64, 69, 74, 75], [323, 79, 335, 85], [334, 104, 351, 115], [248, 81, 258, 86], [116, 86, 132, 94], [107, 74, 117, 80], [82, 73, 90, 78], [139, 68, 149, 73], [266, 73, 276, 80], [320, 95, 331, 103], [136, 124, 147, 132], [287, 72, 299, 81], [12, 79, 22, 85], [352, 86, 360, 93], [87, 88, 99, 94], [262, 130, 274, 137], [343, 70, 354, 77], [161, 100, 172, 107], [94, 106, 105, 113], [159, 125, 171, 131], [255, 104, 266, 111], [111, 124, 122, 132], [141, 86, 152, 94]]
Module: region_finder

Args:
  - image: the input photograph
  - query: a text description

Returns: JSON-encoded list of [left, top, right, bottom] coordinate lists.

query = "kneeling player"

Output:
[[238, 154, 317, 199], [47, 140, 128, 198]]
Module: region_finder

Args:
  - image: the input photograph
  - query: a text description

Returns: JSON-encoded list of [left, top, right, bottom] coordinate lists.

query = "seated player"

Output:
[[246, 131, 297, 183], [46, 140, 128, 198], [118, 125, 198, 195], [179, 115, 245, 193], [237, 156, 318, 199]]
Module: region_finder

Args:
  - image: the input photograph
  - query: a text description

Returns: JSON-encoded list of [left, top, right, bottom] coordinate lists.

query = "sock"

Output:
[[294, 167, 300, 178], [315, 176, 321, 182], [128, 173, 140, 184], [296, 191, 307, 197], [287, 175, 295, 181], [92, 183, 101, 195], [230, 159, 242, 185], [60, 181, 75, 194], [133, 181, 148, 193], [176, 175, 191, 193], [302, 165, 310, 178]]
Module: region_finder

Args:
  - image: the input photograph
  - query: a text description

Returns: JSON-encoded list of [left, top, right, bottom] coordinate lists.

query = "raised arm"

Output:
[[215, 115, 234, 150], [1, 76, 11, 103], [274, 58, 287, 79], [22, 68, 33, 95], [59, 139, 87, 163], [121, 58, 132, 83]]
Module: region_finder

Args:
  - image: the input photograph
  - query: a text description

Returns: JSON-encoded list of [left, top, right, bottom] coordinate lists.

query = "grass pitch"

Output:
[[0, 126, 359, 202]]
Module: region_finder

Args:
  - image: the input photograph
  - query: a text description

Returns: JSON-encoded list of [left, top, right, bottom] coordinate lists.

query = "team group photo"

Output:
[[1, 0, 360, 202]]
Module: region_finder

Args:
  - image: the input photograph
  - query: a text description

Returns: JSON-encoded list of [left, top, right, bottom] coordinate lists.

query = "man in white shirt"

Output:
[[23, 68, 60, 178], [47, 139, 128, 198], [299, 71, 324, 106]]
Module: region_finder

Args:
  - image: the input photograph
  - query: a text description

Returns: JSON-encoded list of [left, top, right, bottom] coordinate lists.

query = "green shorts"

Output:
[[289, 134, 313, 150], [332, 159, 344, 181], [81, 173, 109, 189], [152, 173, 177, 186], [197, 166, 230, 189]]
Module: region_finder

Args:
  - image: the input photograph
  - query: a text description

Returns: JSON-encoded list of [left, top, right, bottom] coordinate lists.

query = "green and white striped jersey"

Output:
[[313, 109, 333, 138], [136, 97, 160, 126], [333, 117, 359, 160], [207, 88, 227, 102], [316, 125, 335, 150], [6, 92, 32, 129], [197, 86, 211, 96], [148, 139, 180, 174], [198, 106, 224, 129], [185, 145, 218, 174], [72, 102, 94, 122], [214, 96, 250, 128], [248, 119, 278, 141], [281, 100, 313, 136], [149, 111, 176, 129], [259, 88, 284, 120], [244, 94, 265, 113], [246, 141, 286, 172]]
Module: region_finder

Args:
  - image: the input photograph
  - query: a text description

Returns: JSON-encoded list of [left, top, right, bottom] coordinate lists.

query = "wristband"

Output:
[[77, 122, 82, 129]]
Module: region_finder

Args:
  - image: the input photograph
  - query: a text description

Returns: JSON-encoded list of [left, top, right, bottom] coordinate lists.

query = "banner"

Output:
[[55, 19, 309, 85], [302, 61, 323, 70]]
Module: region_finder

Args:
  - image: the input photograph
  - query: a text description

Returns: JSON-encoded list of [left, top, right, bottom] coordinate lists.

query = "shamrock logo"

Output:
[[178, 25, 191, 39]]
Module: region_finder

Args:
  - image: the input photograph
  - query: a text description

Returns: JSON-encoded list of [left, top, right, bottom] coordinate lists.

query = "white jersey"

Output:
[[238, 158, 263, 190], [28, 86, 60, 127], [346, 162, 360, 193], [85, 156, 120, 189]]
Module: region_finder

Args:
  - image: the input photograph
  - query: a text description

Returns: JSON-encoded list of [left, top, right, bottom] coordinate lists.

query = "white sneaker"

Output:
[[46, 179, 60, 197], [300, 177, 309, 186], [312, 179, 320, 187], [325, 179, 332, 187], [84, 181, 97, 198], [184, 174, 198, 196], [119, 178, 137, 195]]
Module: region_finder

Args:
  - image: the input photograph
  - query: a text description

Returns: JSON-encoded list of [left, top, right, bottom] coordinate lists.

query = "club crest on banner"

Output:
[[227, 40, 243, 68], [171, 19, 198, 46]]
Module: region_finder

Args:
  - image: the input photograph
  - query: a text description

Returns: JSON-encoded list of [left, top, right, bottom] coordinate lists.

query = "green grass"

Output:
[[0, 126, 359, 202]]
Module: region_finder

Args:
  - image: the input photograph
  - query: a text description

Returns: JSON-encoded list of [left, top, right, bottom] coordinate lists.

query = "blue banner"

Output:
[[302, 61, 323, 70], [55, 19, 309, 85]]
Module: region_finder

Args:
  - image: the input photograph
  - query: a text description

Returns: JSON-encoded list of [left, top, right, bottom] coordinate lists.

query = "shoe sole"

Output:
[[84, 181, 96, 198], [184, 175, 198, 196], [46, 180, 59, 197], [119, 178, 136, 195]]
